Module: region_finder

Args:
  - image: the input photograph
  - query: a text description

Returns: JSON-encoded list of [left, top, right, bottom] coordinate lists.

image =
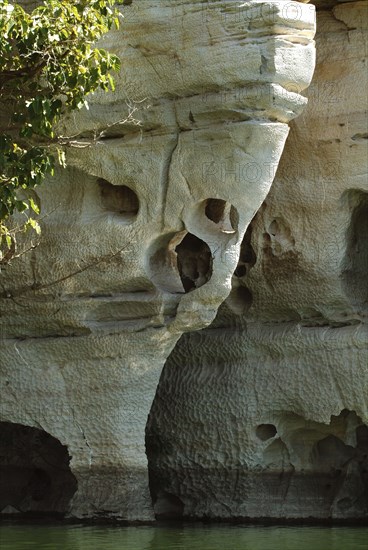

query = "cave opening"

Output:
[[175, 233, 213, 293], [98, 178, 139, 220], [0, 422, 77, 517]]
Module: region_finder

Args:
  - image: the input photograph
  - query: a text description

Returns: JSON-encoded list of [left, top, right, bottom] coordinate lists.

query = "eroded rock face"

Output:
[[0, 1, 315, 520], [147, 0, 368, 521]]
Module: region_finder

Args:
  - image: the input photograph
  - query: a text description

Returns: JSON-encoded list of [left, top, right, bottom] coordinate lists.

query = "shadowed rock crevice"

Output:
[[0, 422, 77, 516], [342, 190, 368, 308], [225, 222, 256, 316], [234, 223, 257, 279], [256, 423, 277, 441], [98, 178, 139, 221], [176, 233, 213, 293]]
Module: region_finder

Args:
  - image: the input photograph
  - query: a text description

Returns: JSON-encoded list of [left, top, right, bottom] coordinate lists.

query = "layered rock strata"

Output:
[[147, 0, 368, 521], [0, 0, 315, 520]]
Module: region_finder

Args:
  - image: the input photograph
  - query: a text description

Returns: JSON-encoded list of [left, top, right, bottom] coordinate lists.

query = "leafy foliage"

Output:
[[0, 0, 121, 264]]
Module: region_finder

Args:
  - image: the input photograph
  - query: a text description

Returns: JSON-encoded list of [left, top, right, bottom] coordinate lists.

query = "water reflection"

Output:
[[0, 524, 367, 550]]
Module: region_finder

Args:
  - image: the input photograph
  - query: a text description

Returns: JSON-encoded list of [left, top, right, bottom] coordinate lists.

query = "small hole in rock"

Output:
[[176, 233, 213, 293], [234, 264, 247, 278], [266, 218, 295, 255], [256, 424, 277, 441], [269, 220, 278, 237], [226, 285, 253, 315], [204, 199, 238, 233], [98, 178, 139, 219], [205, 199, 227, 224], [236, 223, 256, 273]]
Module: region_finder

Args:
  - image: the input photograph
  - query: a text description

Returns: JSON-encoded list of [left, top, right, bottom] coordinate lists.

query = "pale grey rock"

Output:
[[0, 0, 315, 520], [147, 0, 368, 521]]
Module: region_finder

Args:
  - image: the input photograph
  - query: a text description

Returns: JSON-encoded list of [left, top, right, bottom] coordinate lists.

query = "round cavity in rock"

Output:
[[98, 178, 139, 220], [204, 199, 238, 233], [234, 264, 247, 278], [175, 233, 213, 293], [256, 424, 277, 441], [148, 231, 212, 294]]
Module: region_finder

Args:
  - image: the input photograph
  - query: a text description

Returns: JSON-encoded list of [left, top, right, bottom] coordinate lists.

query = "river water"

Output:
[[0, 523, 367, 550]]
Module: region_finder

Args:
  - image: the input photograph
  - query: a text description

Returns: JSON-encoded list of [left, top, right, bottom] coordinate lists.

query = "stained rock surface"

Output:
[[147, 0, 368, 521], [0, 1, 316, 520]]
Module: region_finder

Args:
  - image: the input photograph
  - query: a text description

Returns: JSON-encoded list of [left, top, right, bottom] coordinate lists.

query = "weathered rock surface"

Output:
[[0, 1, 315, 520], [146, 0, 368, 521]]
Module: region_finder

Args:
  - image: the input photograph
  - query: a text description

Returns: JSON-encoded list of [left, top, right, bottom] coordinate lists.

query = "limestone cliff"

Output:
[[147, 0, 368, 521], [2, 0, 363, 523]]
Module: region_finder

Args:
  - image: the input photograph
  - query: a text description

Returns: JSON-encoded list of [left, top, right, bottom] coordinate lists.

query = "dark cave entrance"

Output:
[[0, 422, 77, 517]]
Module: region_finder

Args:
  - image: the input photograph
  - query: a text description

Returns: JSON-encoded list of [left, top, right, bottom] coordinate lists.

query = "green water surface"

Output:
[[0, 524, 367, 550]]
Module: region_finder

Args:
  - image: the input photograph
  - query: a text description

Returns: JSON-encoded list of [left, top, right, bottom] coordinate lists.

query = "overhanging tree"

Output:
[[0, 0, 121, 265]]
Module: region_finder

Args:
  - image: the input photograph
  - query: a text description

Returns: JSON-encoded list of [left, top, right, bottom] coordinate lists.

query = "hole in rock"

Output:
[[148, 232, 212, 294], [98, 178, 139, 220], [269, 220, 279, 237], [267, 218, 295, 255], [342, 190, 368, 307], [204, 199, 238, 233], [234, 264, 247, 278], [225, 285, 253, 315], [175, 233, 213, 293], [0, 422, 77, 516], [256, 424, 277, 441], [312, 434, 355, 473], [234, 222, 257, 278]]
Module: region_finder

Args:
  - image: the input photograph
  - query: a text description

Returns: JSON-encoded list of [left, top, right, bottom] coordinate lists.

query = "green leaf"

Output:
[[27, 217, 41, 234], [29, 197, 40, 215], [57, 148, 66, 168]]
